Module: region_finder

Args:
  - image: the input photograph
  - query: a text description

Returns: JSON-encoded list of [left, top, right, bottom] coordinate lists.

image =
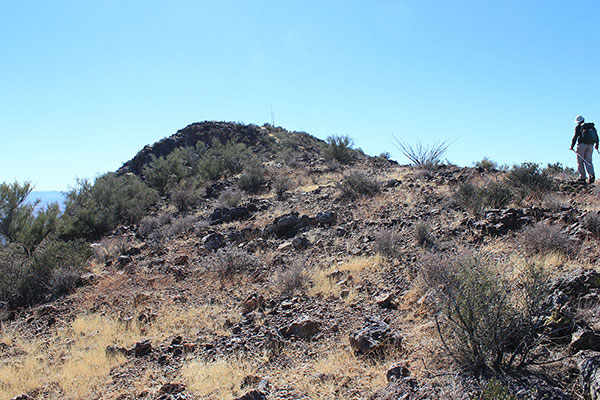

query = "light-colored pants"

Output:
[[577, 143, 595, 179]]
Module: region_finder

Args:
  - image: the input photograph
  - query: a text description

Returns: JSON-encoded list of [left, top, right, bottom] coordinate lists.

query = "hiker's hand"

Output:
[[570, 147, 574, 151]]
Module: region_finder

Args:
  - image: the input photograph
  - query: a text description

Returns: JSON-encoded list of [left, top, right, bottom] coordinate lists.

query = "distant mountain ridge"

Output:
[[27, 190, 66, 212]]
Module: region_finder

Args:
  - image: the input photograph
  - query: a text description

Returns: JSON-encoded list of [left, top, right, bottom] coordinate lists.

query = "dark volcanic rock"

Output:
[[282, 316, 320, 339], [349, 319, 402, 356], [233, 390, 266, 400], [581, 354, 600, 400]]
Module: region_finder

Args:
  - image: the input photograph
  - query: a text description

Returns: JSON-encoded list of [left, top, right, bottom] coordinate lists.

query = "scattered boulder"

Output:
[[375, 293, 397, 309], [349, 319, 402, 356], [386, 362, 410, 382], [117, 255, 132, 268], [242, 293, 265, 314], [158, 383, 186, 394], [173, 255, 189, 266], [202, 233, 225, 250], [233, 390, 266, 400], [210, 205, 257, 225], [131, 340, 152, 357], [282, 316, 321, 339], [581, 354, 600, 400], [571, 330, 600, 353], [316, 211, 336, 226]]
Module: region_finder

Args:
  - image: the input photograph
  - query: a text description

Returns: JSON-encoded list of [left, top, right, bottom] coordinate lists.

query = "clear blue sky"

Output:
[[1, 1, 599, 190]]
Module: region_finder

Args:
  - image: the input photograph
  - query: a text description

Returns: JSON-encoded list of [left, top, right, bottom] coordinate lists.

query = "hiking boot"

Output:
[[590, 175, 595, 184]]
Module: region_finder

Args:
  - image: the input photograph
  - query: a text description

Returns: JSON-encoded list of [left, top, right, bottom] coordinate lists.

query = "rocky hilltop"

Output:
[[118, 121, 328, 176], [2, 122, 600, 400]]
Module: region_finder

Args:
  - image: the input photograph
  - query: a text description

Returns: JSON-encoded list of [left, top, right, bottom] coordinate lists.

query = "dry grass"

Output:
[[308, 256, 382, 303], [0, 314, 136, 400], [181, 356, 256, 400]]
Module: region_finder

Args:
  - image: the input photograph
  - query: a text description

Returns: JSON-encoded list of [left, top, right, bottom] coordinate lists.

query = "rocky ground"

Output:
[[2, 123, 600, 400]]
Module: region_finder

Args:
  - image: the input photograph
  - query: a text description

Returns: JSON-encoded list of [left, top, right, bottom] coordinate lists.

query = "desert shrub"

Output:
[[273, 176, 294, 200], [238, 161, 267, 194], [506, 163, 555, 200], [336, 171, 380, 200], [541, 193, 568, 212], [414, 222, 431, 247], [276, 261, 306, 293], [392, 136, 452, 169], [59, 173, 159, 241], [455, 181, 514, 213], [519, 223, 575, 257], [142, 152, 188, 196], [323, 135, 355, 164], [211, 246, 261, 278], [138, 213, 172, 239], [169, 180, 200, 212], [454, 182, 484, 214], [212, 139, 249, 176], [479, 181, 514, 209], [0, 181, 61, 255], [165, 215, 196, 237], [0, 239, 91, 307], [198, 155, 225, 181], [543, 162, 576, 177], [218, 188, 242, 207], [474, 157, 498, 171], [582, 213, 600, 237], [374, 229, 398, 258], [418, 251, 549, 373]]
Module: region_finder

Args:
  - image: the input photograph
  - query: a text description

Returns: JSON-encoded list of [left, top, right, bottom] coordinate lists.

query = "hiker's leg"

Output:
[[577, 144, 587, 179], [585, 144, 595, 177]]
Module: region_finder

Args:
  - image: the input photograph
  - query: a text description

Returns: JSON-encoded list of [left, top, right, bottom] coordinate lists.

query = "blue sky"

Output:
[[1, 1, 599, 190]]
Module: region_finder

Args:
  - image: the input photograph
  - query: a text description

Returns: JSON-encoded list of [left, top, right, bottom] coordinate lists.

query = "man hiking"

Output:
[[570, 115, 599, 184]]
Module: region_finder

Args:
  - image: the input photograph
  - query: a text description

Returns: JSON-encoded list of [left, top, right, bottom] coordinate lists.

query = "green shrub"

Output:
[[506, 163, 555, 200], [238, 161, 267, 194], [142, 151, 188, 196], [479, 181, 514, 209], [455, 181, 514, 213], [418, 251, 549, 373], [323, 135, 355, 164], [474, 157, 498, 171], [212, 139, 249, 176], [0, 181, 60, 255], [0, 239, 92, 307], [336, 171, 379, 200], [60, 173, 159, 241], [543, 162, 576, 177]]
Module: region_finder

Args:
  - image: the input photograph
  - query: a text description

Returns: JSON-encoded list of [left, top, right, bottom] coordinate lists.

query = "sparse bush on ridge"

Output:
[[392, 136, 452, 169], [276, 260, 306, 293], [142, 152, 188, 196], [323, 135, 355, 164], [582, 212, 600, 237], [474, 157, 498, 171], [454, 179, 514, 214], [170, 179, 200, 212], [506, 162, 555, 201], [336, 171, 379, 200]]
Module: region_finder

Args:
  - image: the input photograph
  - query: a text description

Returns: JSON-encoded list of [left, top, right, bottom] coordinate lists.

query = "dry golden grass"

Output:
[[308, 256, 382, 303], [181, 356, 256, 400], [0, 314, 136, 400]]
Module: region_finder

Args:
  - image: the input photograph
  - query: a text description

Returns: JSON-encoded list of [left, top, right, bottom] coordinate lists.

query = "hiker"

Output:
[[570, 115, 599, 184]]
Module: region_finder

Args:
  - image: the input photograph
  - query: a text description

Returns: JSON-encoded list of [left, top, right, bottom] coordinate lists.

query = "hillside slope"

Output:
[[2, 123, 600, 400]]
